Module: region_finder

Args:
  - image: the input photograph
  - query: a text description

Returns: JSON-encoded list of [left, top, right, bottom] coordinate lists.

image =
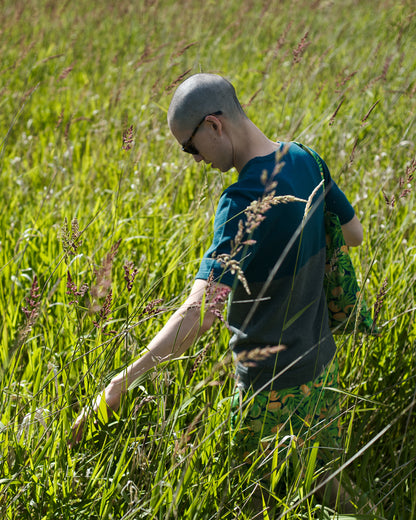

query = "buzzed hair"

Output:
[[167, 73, 246, 132]]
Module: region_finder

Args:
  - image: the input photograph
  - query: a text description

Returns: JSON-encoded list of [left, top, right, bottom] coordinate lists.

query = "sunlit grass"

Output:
[[1, 0, 415, 518]]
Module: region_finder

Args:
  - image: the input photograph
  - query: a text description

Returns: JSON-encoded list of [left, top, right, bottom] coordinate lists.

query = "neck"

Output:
[[232, 119, 279, 172]]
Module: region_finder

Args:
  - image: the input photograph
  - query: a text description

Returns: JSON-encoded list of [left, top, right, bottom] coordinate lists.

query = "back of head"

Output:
[[167, 73, 246, 133]]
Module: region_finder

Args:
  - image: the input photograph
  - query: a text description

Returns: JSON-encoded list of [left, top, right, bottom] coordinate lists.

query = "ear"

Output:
[[205, 114, 222, 135]]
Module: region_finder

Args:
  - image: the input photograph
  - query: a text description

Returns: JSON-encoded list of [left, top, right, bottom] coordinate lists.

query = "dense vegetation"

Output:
[[1, 0, 415, 518]]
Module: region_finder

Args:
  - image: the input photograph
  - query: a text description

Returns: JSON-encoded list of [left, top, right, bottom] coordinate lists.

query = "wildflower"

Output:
[[93, 289, 113, 331], [303, 180, 324, 218], [139, 299, 165, 320], [381, 55, 392, 81], [205, 272, 231, 321], [66, 272, 88, 305], [243, 88, 262, 108], [122, 125, 134, 151], [56, 110, 64, 129], [58, 63, 74, 81], [215, 254, 251, 295], [64, 116, 72, 140], [60, 218, 83, 261], [22, 275, 41, 322], [237, 345, 286, 367], [16, 276, 41, 346], [189, 342, 211, 379], [172, 41, 198, 59], [274, 22, 292, 56], [399, 158, 415, 199], [292, 31, 310, 64], [89, 240, 121, 332], [245, 194, 306, 235], [361, 100, 380, 126], [335, 70, 357, 94], [91, 240, 121, 301], [123, 260, 139, 292], [165, 68, 192, 92], [382, 190, 395, 209], [329, 97, 345, 126]]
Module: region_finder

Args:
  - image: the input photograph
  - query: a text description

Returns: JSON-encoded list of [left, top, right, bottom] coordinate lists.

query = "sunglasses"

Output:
[[181, 111, 222, 155]]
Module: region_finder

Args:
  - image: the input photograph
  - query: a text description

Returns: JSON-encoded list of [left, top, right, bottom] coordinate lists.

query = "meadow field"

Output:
[[1, 0, 415, 518]]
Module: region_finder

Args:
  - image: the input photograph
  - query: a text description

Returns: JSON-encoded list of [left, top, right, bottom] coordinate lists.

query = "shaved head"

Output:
[[167, 73, 246, 133]]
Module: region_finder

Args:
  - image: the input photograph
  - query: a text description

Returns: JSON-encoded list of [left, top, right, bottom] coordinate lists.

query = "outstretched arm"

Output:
[[70, 279, 230, 446]]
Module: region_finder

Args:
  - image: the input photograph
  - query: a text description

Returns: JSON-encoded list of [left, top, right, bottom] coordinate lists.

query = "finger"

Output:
[[68, 427, 82, 448], [68, 418, 84, 448]]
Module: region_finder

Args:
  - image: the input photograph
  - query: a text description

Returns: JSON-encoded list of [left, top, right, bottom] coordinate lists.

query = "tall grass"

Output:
[[1, 0, 415, 518]]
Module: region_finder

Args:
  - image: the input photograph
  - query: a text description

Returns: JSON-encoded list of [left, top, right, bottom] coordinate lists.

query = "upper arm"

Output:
[[341, 214, 363, 247]]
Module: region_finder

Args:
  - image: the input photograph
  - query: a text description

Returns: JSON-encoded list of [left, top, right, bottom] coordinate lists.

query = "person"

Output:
[[70, 73, 364, 513]]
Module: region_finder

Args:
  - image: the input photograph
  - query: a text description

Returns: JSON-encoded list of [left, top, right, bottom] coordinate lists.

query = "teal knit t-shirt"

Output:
[[196, 142, 354, 390]]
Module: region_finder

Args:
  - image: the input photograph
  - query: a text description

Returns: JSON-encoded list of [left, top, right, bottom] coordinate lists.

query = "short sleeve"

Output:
[[321, 158, 355, 225], [195, 191, 251, 287]]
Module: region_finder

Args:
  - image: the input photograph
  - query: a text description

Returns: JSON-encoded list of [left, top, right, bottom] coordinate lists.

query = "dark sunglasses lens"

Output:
[[183, 143, 199, 155]]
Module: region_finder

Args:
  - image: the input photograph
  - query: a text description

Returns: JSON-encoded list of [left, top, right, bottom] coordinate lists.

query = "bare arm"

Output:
[[341, 214, 363, 247], [104, 279, 228, 408], [70, 279, 229, 445]]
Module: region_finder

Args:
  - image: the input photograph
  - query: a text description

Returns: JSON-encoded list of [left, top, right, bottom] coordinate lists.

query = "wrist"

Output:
[[103, 380, 124, 412], [107, 377, 127, 396]]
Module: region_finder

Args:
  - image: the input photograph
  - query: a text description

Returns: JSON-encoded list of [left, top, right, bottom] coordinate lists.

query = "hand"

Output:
[[68, 381, 124, 448]]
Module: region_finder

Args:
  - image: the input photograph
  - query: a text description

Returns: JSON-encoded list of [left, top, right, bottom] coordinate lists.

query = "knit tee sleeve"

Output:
[[195, 190, 248, 288], [321, 158, 355, 225]]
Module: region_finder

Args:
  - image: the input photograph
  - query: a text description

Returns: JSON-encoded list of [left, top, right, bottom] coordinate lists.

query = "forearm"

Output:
[[106, 305, 209, 402], [88, 278, 229, 412], [69, 286, 221, 445]]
